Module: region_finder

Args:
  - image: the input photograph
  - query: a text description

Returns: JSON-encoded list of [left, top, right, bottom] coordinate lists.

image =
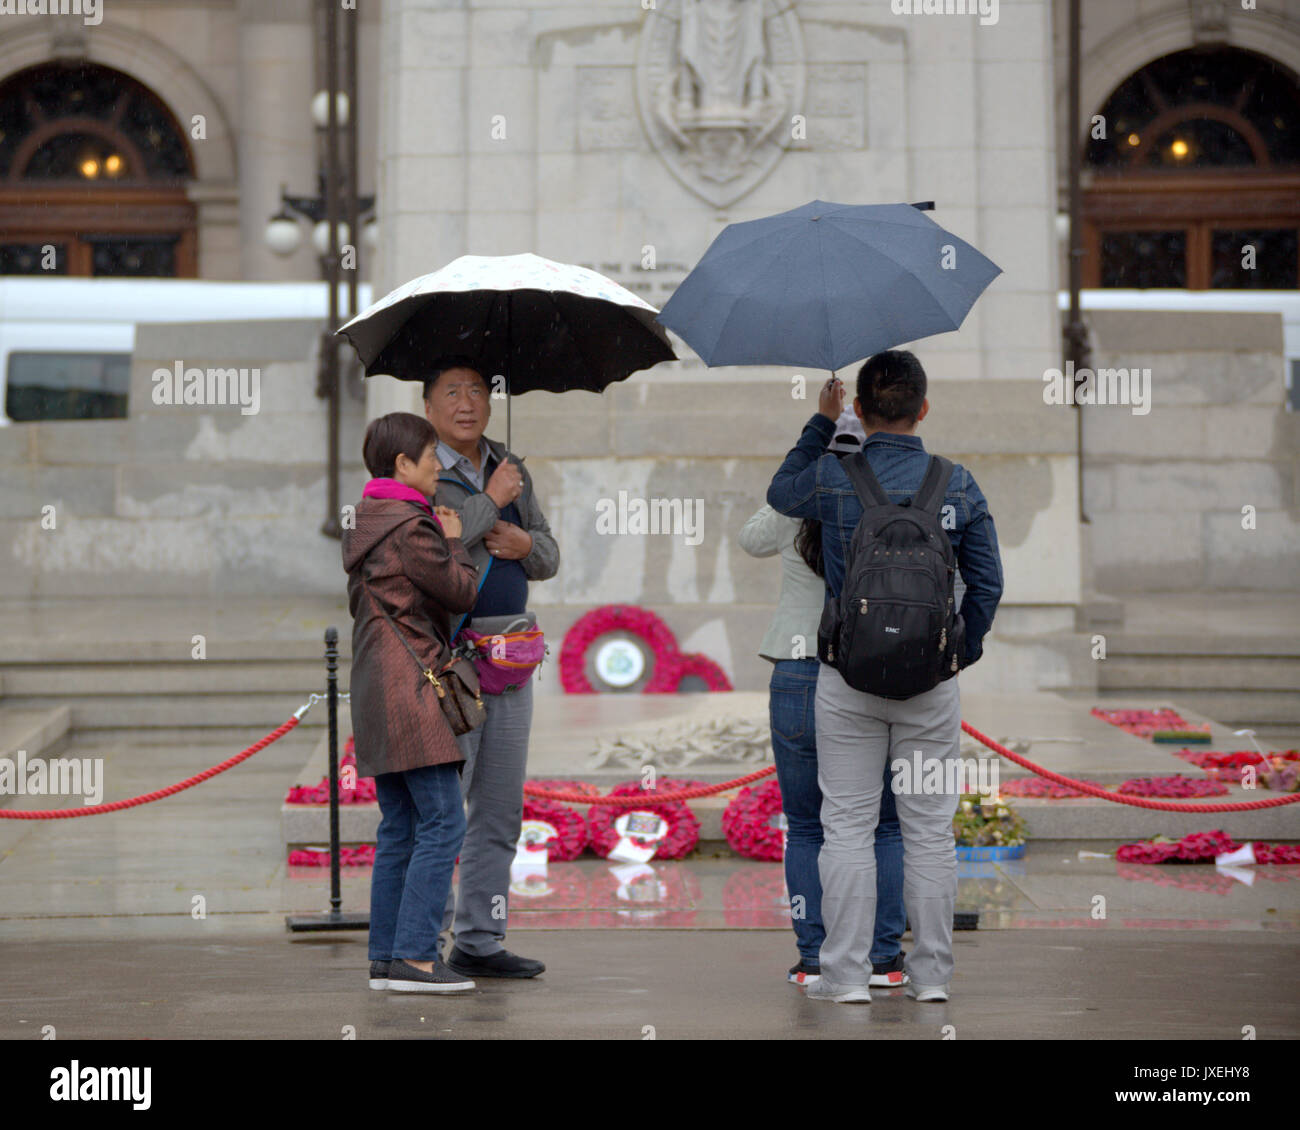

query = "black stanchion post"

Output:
[[286, 627, 370, 933], [326, 626, 342, 914]]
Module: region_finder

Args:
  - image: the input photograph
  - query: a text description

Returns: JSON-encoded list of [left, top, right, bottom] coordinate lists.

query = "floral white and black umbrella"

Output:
[[336, 253, 677, 447]]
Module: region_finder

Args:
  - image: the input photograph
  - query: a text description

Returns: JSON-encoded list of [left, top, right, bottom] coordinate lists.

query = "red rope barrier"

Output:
[[0, 715, 303, 820], [523, 722, 1300, 813], [959, 721, 1300, 813], [523, 766, 777, 806], [5, 708, 1294, 820]]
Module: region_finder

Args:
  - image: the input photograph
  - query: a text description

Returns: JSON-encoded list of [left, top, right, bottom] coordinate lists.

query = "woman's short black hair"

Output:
[[362, 411, 437, 479], [856, 349, 927, 423], [422, 354, 486, 401]]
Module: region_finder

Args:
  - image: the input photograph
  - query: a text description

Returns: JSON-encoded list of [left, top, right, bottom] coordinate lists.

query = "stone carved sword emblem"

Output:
[[637, 0, 805, 207]]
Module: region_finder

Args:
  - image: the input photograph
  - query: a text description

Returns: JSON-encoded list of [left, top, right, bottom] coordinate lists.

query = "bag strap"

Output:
[[361, 580, 443, 686], [844, 449, 953, 517], [843, 450, 890, 508], [437, 469, 494, 640], [912, 455, 954, 516], [451, 557, 491, 640], [358, 537, 451, 680]]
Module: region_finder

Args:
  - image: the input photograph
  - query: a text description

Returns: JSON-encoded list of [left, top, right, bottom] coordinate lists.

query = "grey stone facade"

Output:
[[1, 1, 1297, 697]]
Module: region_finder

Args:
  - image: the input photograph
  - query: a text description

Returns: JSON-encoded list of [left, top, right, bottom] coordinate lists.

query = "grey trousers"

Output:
[[814, 662, 962, 990], [439, 675, 534, 956]]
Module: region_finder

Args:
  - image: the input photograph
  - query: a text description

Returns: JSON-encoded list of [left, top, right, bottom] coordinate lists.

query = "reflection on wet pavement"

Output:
[[284, 851, 1300, 934]]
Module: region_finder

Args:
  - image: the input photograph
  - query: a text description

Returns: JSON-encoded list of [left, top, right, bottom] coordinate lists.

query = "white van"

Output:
[[0, 278, 371, 425], [1057, 289, 1300, 410]]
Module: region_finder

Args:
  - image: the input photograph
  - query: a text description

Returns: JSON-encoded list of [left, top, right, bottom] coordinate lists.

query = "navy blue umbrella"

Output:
[[656, 200, 1001, 372]]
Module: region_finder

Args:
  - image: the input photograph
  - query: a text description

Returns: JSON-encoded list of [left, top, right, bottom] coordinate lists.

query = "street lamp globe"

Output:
[[264, 213, 303, 256], [311, 90, 350, 129], [312, 220, 351, 257]]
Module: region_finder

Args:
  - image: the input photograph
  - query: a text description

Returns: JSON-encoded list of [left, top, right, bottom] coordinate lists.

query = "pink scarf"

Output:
[[362, 478, 441, 528]]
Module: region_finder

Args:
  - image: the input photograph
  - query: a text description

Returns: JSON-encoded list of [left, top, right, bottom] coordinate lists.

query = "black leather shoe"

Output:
[[446, 946, 545, 979]]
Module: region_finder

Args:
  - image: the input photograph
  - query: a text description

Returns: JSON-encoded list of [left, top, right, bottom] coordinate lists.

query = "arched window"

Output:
[[0, 62, 197, 276], [1082, 48, 1300, 289]]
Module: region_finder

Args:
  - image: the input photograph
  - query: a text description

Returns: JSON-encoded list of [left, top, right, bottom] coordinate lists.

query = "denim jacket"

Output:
[[766, 414, 1004, 667]]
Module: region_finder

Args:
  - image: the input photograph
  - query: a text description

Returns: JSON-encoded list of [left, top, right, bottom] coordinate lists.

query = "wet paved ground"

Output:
[[2, 928, 1296, 1040], [2, 722, 1298, 1038]]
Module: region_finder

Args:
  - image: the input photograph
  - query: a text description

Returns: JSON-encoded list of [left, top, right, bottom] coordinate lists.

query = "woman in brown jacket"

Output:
[[342, 411, 480, 993]]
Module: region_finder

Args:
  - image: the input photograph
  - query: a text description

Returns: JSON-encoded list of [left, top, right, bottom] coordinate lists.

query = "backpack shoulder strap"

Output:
[[913, 455, 953, 516], [843, 450, 890, 509]]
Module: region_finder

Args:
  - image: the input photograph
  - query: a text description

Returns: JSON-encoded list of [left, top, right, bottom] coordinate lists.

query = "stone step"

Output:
[[1074, 598, 1126, 629], [1102, 635, 1300, 658], [1097, 656, 1300, 691], [67, 725, 324, 749], [283, 794, 740, 850], [0, 704, 72, 759], [1011, 796, 1299, 841], [1065, 688, 1300, 731], [0, 636, 353, 665], [0, 660, 347, 698], [281, 704, 1296, 852], [283, 790, 1299, 850], [3, 694, 329, 731], [1152, 691, 1300, 728]]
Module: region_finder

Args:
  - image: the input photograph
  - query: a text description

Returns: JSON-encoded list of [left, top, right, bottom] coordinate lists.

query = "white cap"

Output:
[[828, 408, 866, 453]]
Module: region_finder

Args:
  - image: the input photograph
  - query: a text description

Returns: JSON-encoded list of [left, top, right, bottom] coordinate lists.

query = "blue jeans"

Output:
[[769, 658, 905, 966], [369, 761, 467, 962]]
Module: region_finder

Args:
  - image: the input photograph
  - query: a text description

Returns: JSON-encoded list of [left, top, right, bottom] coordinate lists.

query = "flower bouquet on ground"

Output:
[[999, 776, 1098, 799], [1116, 829, 1300, 865], [1259, 758, 1300, 793], [953, 793, 1027, 858], [1091, 707, 1191, 738], [1116, 774, 1228, 798], [1173, 748, 1300, 784]]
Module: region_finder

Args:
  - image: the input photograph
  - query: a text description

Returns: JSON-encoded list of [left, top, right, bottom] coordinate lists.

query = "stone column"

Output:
[[236, 0, 317, 282], [367, 0, 481, 420]]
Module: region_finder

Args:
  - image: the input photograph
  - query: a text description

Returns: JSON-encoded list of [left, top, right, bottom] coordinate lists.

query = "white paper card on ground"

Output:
[[609, 810, 668, 864], [514, 818, 558, 869], [1215, 843, 1256, 867]]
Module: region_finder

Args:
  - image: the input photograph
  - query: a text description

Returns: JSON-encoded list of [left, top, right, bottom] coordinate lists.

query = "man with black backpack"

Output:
[[767, 350, 1003, 1003]]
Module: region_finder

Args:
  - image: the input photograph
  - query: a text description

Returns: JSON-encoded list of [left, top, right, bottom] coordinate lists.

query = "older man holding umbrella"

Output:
[[338, 253, 675, 980]]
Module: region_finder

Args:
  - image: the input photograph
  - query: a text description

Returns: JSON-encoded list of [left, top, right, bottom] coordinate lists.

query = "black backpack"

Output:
[[817, 451, 965, 699]]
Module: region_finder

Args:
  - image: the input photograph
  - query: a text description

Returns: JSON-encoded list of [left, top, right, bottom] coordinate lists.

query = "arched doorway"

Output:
[[0, 61, 196, 276], [1082, 47, 1300, 289]]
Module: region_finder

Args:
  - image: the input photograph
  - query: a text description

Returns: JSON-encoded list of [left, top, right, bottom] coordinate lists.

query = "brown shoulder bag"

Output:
[[363, 576, 486, 737]]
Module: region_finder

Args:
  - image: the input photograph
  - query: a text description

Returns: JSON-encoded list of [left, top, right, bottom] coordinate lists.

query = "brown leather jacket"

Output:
[[342, 497, 479, 778]]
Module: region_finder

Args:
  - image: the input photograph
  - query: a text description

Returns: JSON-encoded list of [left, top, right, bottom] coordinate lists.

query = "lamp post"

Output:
[[1064, 0, 1091, 524], [261, 4, 372, 540]]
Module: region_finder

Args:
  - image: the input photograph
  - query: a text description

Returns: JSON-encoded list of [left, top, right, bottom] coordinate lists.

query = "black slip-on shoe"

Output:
[[787, 959, 821, 986], [868, 952, 910, 988], [446, 946, 545, 979], [387, 958, 475, 993], [369, 960, 390, 990]]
